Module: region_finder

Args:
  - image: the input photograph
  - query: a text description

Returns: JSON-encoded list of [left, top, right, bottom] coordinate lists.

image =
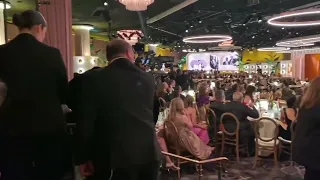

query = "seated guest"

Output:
[[168, 79, 176, 93], [295, 86, 307, 108], [210, 90, 226, 125], [171, 85, 185, 100], [153, 82, 170, 124], [225, 83, 239, 101], [224, 92, 259, 153], [196, 82, 215, 107], [243, 85, 256, 105], [279, 96, 298, 140], [184, 95, 210, 144], [281, 81, 293, 100], [165, 98, 214, 160]]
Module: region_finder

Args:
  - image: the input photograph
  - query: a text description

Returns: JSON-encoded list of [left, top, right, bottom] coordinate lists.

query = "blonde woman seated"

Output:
[[166, 98, 214, 160], [184, 95, 210, 144]]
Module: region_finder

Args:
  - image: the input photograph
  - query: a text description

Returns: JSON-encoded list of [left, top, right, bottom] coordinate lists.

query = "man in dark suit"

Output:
[[75, 39, 161, 180], [223, 92, 259, 153], [0, 10, 69, 180], [210, 90, 226, 124], [66, 67, 100, 123]]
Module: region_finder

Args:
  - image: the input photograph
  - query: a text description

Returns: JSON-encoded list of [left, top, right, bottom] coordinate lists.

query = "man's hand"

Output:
[[80, 161, 94, 177]]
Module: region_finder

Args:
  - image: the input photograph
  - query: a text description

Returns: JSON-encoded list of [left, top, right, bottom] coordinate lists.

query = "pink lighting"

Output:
[[117, 30, 144, 45]]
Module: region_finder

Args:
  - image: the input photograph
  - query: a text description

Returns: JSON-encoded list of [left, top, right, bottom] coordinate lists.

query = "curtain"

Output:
[[39, 0, 73, 80]]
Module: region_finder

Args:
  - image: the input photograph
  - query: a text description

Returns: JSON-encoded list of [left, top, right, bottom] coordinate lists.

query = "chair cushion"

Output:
[[278, 137, 291, 144], [255, 138, 279, 147]]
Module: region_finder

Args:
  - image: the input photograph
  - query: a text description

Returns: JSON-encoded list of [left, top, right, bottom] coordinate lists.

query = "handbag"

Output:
[[156, 108, 169, 126]]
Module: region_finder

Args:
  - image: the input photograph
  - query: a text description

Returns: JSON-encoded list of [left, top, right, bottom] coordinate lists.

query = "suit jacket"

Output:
[[66, 68, 100, 123], [223, 101, 259, 131], [75, 58, 161, 168], [210, 100, 226, 125], [0, 33, 68, 137], [293, 105, 320, 170]]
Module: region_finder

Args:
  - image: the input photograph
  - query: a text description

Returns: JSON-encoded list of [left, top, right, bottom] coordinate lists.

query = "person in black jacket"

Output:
[[293, 77, 320, 180], [223, 92, 259, 154], [75, 39, 161, 180], [66, 67, 100, 123], [0, 10, 69, 180]]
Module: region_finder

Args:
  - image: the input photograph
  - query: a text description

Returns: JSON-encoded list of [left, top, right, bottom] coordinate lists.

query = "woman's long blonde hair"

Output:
[[300, 77, 320, 109], [167, 98, 184, 122]]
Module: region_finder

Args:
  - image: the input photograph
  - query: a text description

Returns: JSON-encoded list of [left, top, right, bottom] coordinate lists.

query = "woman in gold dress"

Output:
[[166, 98, 214, 160]]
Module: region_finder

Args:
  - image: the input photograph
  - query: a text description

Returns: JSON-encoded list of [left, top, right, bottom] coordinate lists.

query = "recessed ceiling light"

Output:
[[185, 30, 189, 32], [104, 2, 108, 6]]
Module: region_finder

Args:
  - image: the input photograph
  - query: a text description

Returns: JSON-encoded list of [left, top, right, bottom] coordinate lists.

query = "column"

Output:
[[0, 1, 10, 45], [73, 25, 92, 56], [72, 25, 98, 74], [39, 0, 73, 80]]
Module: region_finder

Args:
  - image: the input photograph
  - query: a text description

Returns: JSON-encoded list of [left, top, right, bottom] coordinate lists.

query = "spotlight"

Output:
[[104, 2, 108, 6]]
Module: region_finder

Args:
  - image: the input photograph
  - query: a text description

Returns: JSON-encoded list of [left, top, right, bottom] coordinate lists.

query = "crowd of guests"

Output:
[[154, 70, 320, 179]]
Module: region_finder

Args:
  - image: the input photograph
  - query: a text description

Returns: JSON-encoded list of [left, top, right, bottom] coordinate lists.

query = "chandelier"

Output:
[[118, 0, 154, 11]]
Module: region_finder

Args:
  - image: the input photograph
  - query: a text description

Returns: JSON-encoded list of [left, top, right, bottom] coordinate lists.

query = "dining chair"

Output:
[[220, 113, 250, 163], [163, 121, 198, 179], [278, 119, 297, 166], [253, 117, 279, 168], [206, 108, 221, 147], [158, 97, 167, 111]]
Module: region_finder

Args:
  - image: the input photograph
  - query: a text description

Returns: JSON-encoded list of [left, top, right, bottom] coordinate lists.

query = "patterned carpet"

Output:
[[159, 157, 305, 180]]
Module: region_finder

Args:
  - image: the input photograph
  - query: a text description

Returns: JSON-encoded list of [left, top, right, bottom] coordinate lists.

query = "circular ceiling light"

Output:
[[257, 47, 290, 51], [183, 35, 232, 44], [276, 35, 320, 47], [268, 9, 320, 27], [0, 1, 11, 9]]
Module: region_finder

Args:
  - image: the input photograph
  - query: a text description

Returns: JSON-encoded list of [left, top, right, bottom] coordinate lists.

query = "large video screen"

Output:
[[186, 51, 239, 71]]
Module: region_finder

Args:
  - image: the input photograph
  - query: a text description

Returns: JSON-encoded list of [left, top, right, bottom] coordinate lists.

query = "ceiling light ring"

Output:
[[183, 35, 232, 44], [257, 47, 290, 51], [268, 9, 320, 27]]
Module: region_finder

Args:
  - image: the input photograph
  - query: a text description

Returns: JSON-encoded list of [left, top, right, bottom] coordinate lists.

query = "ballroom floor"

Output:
[[159, 157, 305, 180]]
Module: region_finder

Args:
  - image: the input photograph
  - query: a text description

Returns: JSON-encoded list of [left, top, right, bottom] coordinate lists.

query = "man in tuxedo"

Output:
[[223, 92, 259, 153], [75, 39, 161, 180], [210, 90, 226, 124], [66, 67, 100, 123]]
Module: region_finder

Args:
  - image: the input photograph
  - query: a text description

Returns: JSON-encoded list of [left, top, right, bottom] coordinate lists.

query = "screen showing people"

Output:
[[187, 51, 239, 71]]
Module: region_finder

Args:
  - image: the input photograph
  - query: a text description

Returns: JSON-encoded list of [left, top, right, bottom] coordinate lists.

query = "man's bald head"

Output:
[[106, 39, 134, 62], [233, 92, 243, 102]]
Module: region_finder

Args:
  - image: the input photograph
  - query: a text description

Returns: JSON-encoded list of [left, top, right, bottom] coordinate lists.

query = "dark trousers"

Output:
[[305, 168, 320, 180], [94, 161, 160, 180], [0, 136, 70, 180]]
